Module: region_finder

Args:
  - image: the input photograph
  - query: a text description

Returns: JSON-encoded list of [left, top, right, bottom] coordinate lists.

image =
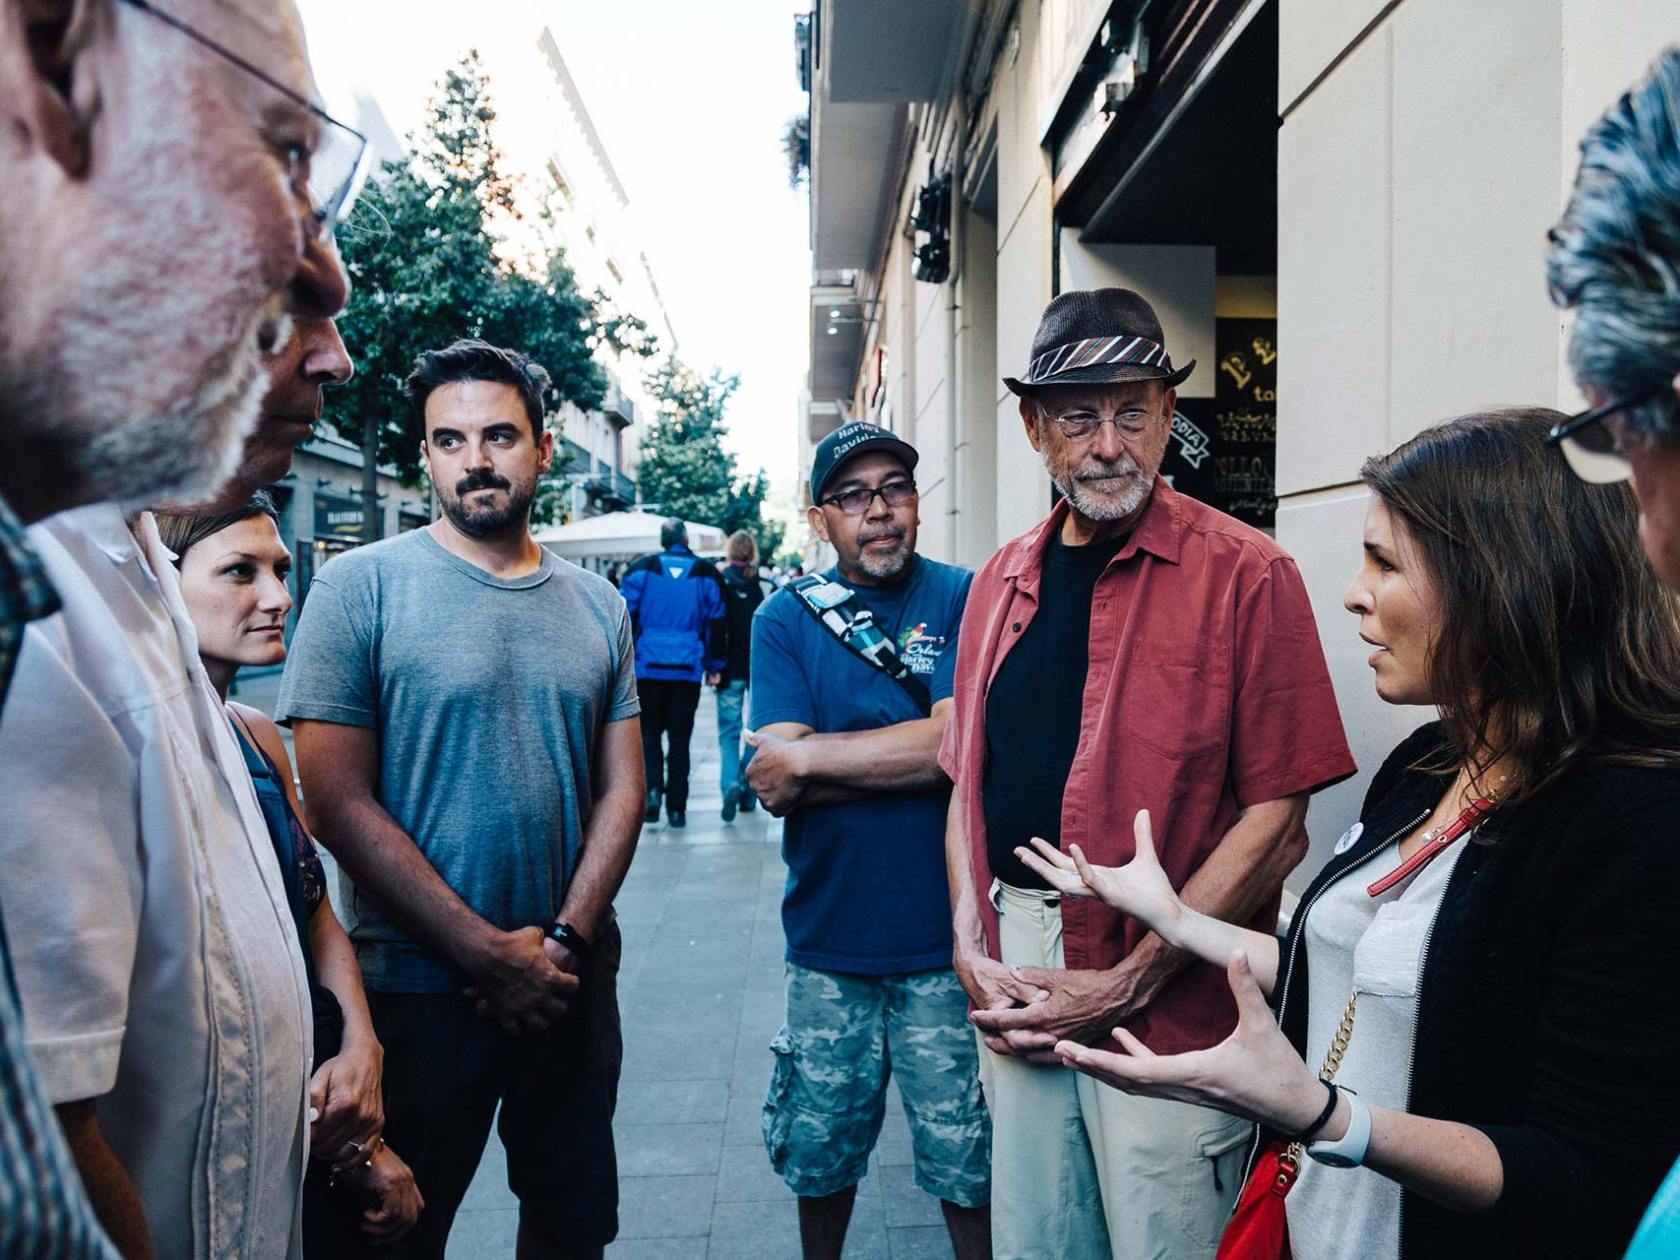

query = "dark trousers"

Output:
[[363, 924, 624, 1259], [639, 679, 701, 812]]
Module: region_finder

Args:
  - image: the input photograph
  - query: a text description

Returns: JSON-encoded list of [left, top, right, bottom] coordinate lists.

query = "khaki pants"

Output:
[[980, 882, 1248, 1260]]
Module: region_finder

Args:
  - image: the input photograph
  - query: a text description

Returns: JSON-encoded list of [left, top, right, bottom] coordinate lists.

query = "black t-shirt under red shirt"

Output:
[[982, 528, 1129, 888]]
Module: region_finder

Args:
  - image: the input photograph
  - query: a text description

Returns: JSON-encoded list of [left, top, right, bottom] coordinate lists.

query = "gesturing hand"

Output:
[[1054, 951, 1325, 1134], [464, 926, 581, 1037], [1012, 809, 1184, 936]]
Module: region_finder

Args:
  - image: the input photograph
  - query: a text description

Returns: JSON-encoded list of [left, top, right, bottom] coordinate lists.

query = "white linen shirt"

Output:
[[0, 505, 311, 1259]]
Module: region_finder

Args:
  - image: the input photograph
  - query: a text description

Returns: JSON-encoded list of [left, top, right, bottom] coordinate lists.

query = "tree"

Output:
[[637, 361, 783, 559], [334, 53, 645, 537]]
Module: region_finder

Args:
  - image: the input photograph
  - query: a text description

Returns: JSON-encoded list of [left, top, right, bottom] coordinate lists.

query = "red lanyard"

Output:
[[1366, 797, 1495, 897]]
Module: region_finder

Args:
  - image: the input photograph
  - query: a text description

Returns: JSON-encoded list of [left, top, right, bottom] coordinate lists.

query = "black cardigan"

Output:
[[1254, 724, 1680, 1259]]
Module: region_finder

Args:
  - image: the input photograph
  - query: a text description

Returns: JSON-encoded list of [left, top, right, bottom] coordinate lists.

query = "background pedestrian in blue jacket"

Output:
[[622, 519, 727, 827]]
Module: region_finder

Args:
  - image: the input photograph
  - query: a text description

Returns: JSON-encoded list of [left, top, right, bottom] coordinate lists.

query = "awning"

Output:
[[531, 510, 727, 561]]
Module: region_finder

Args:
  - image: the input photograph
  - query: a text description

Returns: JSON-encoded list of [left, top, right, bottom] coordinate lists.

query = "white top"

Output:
[[1286, 834, 1469, 1260], [0, 505, 311, 1259]]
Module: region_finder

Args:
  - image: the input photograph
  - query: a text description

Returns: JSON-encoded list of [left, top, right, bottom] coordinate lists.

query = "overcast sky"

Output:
[[297, 0, 812, 488]]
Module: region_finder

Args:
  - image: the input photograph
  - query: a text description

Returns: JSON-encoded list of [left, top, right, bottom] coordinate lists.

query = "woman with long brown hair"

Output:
[[154, 494, 423, 1254], [1015, 408, 1680, 1258]]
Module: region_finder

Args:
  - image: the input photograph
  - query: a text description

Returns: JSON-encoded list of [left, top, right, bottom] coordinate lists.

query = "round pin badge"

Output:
[[1333, 822, 1364, 856]]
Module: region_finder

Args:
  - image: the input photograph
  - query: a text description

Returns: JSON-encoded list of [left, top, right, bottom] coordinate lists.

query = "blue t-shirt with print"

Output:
[[750, 555, 972, 974]]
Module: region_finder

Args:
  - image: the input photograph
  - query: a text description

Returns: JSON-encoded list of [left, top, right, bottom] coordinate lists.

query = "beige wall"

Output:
[[956, 204, 1000, 570], [1276, 0, 1680, 881], [992, 2, 1057, 546]]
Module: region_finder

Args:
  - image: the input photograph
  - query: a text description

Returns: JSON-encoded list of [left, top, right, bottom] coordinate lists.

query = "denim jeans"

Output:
[[716, 679, 755, 802]]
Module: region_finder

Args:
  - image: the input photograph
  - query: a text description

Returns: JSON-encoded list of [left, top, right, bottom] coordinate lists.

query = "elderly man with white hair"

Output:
[[0, 0, 354, 1255]]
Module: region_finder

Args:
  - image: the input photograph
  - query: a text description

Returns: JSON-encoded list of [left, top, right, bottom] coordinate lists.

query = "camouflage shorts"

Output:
[[763, 963, 990, 1205]]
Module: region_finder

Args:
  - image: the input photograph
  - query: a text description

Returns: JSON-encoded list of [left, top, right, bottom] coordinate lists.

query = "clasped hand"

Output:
[[463, 925, 582, 1036]]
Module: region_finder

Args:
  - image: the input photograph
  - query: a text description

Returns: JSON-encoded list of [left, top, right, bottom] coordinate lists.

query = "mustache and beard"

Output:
[[852, 523, 911, 580], [439, 467, 536, 539], [1042, 448, 1151, 522]]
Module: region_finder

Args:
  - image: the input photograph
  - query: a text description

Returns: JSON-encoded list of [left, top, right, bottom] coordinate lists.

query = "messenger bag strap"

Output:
[[788, 574, 932, 716]]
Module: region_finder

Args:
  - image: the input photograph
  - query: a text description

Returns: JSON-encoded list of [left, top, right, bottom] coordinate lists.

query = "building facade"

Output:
[[800, 0, 1679, 878]]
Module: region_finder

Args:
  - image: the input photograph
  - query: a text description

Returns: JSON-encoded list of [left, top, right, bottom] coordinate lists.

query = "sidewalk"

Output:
[[237, 671, 957, 1259]]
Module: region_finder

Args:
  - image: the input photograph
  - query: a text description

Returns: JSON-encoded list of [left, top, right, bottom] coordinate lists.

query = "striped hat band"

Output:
[[1025, 334, 1172, 385]]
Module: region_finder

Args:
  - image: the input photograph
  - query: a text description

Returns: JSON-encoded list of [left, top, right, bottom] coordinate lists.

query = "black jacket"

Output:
[[1255, 723, 1680, 1259], [719, 562, 767, 684]]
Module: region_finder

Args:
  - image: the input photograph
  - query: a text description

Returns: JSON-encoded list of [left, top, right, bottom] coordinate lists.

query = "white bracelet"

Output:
[[1307, 1092, 1372, 1168]]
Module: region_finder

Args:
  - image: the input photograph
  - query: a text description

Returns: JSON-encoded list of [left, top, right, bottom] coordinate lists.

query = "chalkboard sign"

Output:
[[1159, 317, 1277, 528]]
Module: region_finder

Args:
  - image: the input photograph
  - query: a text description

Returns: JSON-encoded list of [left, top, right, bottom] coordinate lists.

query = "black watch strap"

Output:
[[1285, 1080, 1341, 1144], [548, 921, 591, 957]]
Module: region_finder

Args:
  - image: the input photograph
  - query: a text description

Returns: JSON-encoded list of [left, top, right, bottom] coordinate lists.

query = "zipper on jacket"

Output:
[[1238, 808, 1431, 1183]]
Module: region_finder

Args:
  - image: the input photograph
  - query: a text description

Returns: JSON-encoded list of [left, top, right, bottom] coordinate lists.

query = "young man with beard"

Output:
[[278, 339, 645, 1260], [940, 289, 1354, 1259], [746, 423, 992, 1260], [0, 0, 355, 1253]]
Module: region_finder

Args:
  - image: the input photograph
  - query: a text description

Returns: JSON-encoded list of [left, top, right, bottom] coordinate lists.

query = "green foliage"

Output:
[[637, 361, 782, 558], [782, 113, 810, 189], [334, 53, 649, 515]]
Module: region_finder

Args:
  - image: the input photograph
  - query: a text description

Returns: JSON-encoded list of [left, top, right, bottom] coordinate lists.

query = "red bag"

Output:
[[1214, 1140, 1299, 1260]]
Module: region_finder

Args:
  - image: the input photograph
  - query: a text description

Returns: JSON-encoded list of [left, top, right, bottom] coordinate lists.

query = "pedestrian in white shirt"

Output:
[[0, 0, 356, 1252]]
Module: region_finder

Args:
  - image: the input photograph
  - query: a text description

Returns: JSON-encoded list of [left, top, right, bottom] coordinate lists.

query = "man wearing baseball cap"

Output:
[[939, 289, 1355, 1257], [746, 422, 991, 1259]]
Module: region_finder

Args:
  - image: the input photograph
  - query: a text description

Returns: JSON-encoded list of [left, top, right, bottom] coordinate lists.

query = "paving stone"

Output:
[[840, 1218, 892, 1259], [615, 1077, 730, 1126], [456, 1132, 508, 1210], [607, 1238, 708, 1260], [723, 1093, 767, 1147], [706, 1198, 800, 1258], [878, 1162, 945, 1228], [621, 980, 745, 1025], [887, 1225, 957, 1259], [617, 1174, 717, 1239], [444, 1208, 518, 1258], [621, 1024, 738, 1082], [715, 1140, 794, 1202], [616, 1122, 725, 1176], [728, 1045, 776, 1099]]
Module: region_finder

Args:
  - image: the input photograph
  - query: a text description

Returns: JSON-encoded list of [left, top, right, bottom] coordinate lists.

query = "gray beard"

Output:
[[855, 537, 911, 580], [1045, 455, 1150, 522]]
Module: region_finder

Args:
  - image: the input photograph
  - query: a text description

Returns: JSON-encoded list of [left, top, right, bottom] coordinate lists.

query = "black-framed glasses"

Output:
[[822, 481, 918, 515], [1545, 391, 1652, 484], [117, 0, 370, 239]]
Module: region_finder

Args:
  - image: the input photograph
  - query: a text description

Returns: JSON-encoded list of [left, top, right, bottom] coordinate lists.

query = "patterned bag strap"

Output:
[[788, 574, 932, 715]]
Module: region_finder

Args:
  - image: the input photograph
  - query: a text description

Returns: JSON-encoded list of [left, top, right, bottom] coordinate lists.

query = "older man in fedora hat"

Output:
[[938, 288, 1355, 1258]]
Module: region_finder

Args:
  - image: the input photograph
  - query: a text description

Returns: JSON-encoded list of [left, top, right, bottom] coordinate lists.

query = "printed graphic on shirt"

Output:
[[898, 622, 950, 677]]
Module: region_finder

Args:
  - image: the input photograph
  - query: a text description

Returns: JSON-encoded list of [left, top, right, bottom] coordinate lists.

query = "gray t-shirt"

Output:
[[275, 530, 639, 992]]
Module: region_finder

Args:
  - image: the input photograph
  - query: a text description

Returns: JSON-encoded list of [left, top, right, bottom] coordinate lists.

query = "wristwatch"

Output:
[[1307, 1091, 1372, 1168], [548, 920, 592, 958]]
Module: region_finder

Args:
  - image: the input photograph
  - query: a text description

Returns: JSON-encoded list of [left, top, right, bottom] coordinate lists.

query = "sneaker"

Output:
[[644, 790, 661, 824], [668, 810, 687, 828], [741, 795, 757, 814], [721, 785, 741, 823]]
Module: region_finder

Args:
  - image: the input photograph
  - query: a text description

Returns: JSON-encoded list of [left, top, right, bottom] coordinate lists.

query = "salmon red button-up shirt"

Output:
[[938, 479, 1355, 1053]]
